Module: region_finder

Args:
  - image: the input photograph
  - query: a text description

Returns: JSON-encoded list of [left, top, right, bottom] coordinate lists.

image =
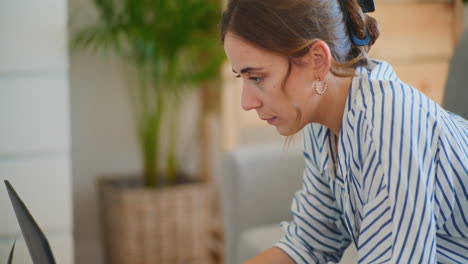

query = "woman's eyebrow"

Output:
[[232, 67, 264, 74]]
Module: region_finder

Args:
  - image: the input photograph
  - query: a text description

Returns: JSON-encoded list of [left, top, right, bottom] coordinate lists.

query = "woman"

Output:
[[220, 0, 468, 263]]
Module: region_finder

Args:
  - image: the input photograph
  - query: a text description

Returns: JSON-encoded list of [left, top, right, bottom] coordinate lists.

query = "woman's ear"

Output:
[[306, 40, 332, 79]]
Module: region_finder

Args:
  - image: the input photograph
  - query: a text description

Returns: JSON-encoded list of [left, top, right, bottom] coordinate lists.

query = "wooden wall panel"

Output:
[[369, 3, 454, 61], [392, 62, 449, 104], [377, 0, 451, 3]]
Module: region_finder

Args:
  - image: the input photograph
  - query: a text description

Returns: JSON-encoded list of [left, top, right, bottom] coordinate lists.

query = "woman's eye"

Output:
[[249, 77, 263, 83]]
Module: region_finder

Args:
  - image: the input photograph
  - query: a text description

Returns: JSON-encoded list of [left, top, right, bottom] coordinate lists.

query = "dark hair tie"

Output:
[[358, 0, 375, 13]]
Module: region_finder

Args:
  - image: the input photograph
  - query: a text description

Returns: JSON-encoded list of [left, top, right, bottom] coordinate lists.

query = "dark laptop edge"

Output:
[[4, 180, 56, 264]]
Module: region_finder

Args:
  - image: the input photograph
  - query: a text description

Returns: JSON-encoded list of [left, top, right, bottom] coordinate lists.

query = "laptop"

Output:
[[4, 180, 56, 264]]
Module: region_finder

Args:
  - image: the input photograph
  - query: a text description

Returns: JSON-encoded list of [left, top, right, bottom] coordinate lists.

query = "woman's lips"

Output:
[[265, 117, 277, 125]]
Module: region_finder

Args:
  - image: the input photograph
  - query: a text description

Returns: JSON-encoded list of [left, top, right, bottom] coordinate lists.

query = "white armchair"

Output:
[[220, 143, 357, 264], [444, 28, 468, 119], [220, 143, 304, 264]]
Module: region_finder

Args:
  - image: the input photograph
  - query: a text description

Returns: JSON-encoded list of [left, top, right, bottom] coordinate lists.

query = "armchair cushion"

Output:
[[236, 224, 284, 264], [221, 143, 303, 264], [444, 28, 468, 119], [220, 143, 358, 264]]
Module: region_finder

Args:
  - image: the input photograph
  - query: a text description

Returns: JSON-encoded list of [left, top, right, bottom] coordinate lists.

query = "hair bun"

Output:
[[364, 14, 380, 47], [339, 0, 379, 48]]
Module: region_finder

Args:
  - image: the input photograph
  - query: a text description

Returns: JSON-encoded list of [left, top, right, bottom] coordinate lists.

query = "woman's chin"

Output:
[[275, 125, 300, 137], [276, 130, 289, 136]]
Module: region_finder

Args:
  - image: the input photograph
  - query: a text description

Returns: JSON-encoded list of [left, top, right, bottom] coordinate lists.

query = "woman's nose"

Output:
[[241, 85, 262, 111]]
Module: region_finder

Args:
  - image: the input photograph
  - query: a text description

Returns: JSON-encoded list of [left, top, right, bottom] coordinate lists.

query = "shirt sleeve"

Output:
[[356, 92, 443, 263], [274, 125, 352, 263]]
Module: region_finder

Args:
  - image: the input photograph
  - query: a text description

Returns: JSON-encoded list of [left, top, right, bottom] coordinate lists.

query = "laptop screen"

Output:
[[4, 180, 56, 264]]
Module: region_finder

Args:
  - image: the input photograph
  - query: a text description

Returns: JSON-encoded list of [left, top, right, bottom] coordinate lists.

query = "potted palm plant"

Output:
[[72, 0, 224, 263]]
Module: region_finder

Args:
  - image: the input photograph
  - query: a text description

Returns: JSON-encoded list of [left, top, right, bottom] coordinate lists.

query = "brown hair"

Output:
[[220, 0, 380, 140], [220, 0, 380, 77]]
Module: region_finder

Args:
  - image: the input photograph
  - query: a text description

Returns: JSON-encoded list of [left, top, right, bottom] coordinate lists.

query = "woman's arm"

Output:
[[245, 247, 295, 264], [251, 125, 351, 264]]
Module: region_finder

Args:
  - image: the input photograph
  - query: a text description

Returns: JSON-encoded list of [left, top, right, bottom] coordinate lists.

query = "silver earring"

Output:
[[314, 77, 328, 95]]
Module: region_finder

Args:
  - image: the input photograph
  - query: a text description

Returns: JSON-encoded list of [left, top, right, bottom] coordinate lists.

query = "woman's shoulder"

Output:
[[349, 60, 448, 144], [364, 59, 399, 81], [353, 60, 438, 121], [357, 59, 407, 91]]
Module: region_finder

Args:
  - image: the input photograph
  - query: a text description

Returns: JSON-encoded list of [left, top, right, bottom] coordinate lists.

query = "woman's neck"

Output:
[[314, 74, 353, 136]]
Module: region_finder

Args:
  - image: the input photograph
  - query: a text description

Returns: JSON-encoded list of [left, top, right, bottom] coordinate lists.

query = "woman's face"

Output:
[[223, 32, 318, 136]]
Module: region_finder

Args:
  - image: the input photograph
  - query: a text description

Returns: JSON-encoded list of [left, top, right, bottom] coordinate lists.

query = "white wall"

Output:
[[0, 0, 74, 263], [68, 1, 207, 263], [69, 53, 144, 264]]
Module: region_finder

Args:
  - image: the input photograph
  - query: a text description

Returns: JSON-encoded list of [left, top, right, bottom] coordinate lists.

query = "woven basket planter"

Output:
[[98, 176, 214, 264]]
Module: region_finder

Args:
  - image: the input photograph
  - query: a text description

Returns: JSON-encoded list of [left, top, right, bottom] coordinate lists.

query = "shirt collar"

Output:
[[324, 65, 366, 185]]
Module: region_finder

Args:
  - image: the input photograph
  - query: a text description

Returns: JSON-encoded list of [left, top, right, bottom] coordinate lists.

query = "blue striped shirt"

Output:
[[274, 60, 468, 263]]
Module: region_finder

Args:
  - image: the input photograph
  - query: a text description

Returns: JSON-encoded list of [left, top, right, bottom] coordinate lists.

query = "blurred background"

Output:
[[0, 0, 467, 263]]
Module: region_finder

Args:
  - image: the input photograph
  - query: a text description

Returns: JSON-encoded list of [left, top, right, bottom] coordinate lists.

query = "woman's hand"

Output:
[[244, 247, 295, 264]]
